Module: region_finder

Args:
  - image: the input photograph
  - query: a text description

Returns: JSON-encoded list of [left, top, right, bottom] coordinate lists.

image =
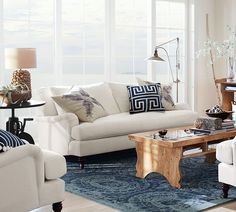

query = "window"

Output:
[[3, 0, 54, 76], [155, 0, 187, 102], [62, 0, 105, 84], [113, 0, 148, 83], [0, 0, 194, 100]]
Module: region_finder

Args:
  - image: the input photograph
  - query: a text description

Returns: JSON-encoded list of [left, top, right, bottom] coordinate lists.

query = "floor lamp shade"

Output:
[[4, 48, 37, 101]]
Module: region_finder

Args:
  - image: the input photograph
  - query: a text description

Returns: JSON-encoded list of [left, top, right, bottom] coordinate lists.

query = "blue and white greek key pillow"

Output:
[[0, 129, 26, 152], [127, 84, 165, 114]]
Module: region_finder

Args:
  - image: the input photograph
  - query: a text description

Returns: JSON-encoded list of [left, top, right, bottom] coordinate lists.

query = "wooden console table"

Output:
[[216, 78, 236, 111]]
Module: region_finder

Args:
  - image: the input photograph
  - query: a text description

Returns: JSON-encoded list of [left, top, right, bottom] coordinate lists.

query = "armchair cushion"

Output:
[[216, 139, 234, 165], [43, 150, 67, 180], [0, 129, 25, 152]]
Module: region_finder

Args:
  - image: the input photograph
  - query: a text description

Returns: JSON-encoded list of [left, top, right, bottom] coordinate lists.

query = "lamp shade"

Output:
[[147, 50, 165, 61], [5, 48, 37, 69]]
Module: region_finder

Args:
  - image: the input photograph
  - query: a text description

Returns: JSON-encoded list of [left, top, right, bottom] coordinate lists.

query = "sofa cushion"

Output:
[[108, 82, 131, 113], [127, 84, 165, 114], [43, 150, 67, 180], [52, 88, 107, 122], [71, 110, 198, 141], [0, 130, 26, 152], [71, 83, 120, 115]]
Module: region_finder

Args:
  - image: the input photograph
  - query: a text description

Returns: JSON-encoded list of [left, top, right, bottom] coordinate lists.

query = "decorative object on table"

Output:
[[206, 105, 233, 120], [0, 84, 30, 105], [147, 37, 181, 102], [194, 116, 222, 130], [5, 48, 37, 101], [158, 129, 168, 138], [126, 84, 165, 114], [52, 88, 107, 122], [0, 129, 26, 152], [136, 77, 175, 110]]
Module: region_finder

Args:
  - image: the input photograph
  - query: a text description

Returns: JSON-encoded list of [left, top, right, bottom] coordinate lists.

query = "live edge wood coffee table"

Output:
[[128, 126, 236, 189]]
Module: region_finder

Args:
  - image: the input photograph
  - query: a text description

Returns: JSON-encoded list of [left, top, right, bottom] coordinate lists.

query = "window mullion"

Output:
[[147, 0, 156, 81], [105, 0, 115, 81], [53, 0, 63, 84]]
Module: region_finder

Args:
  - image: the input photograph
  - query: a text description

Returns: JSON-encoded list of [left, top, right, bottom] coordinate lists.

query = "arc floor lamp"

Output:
[[148, 37, 181, 103]]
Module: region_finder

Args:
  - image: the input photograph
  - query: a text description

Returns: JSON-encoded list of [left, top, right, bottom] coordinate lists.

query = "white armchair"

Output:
[[0, 144, 67, 212], [216, 139, 236, 198]]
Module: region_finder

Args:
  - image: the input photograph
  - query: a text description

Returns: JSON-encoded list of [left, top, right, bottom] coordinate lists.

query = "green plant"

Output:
[[0, 83, 29, 105]]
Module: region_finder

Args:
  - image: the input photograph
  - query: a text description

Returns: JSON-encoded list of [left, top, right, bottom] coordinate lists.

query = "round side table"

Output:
[[0, 100, 45, 144]]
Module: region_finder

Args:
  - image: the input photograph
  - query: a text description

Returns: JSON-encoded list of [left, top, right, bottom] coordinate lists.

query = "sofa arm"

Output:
[[35, 113, 79, 155], [0, 145, 44, 186], [0, 145, 48, 211], [43, 150, 67, 180], [216, 139, 235, 165], [0, 144, 42, 167]]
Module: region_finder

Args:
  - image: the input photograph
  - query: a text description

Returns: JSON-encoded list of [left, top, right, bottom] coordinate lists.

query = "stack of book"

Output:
[[222, 119, 235, 130], [190, 128, 226, 135]]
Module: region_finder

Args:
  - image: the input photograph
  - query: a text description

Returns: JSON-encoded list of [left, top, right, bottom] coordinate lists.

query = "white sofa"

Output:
[[216, 138, 236, 198], [0, 144, 66, 212], [36, 82, 198, 163]]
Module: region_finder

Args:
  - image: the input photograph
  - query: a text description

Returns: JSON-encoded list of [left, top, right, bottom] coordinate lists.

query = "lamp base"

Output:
[[11, 69, 32, 101]]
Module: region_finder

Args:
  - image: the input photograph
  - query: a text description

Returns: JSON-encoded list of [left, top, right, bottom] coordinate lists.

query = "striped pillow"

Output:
[[0, 130, 26, 152]]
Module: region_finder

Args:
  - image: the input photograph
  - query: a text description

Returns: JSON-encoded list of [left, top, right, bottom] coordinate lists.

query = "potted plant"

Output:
[[0, 84, 30, 105]]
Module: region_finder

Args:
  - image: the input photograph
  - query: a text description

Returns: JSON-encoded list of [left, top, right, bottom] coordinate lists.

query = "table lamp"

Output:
[[148, 38, 180, 102], [5, 48, 37, 100]]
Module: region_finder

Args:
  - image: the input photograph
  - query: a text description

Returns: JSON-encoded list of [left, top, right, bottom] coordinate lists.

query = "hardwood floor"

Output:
[[32, 191, 236, 212], [31, 192, 118, 212]]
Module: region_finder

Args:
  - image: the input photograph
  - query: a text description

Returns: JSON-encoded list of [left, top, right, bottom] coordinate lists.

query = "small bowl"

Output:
[[158, 129, 168, 138], [205, 109, 233, 120]]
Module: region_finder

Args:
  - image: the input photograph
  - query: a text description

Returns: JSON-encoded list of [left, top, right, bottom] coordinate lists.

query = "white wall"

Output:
[[195, 0, 217, 115], [195, 0, 235, 115]]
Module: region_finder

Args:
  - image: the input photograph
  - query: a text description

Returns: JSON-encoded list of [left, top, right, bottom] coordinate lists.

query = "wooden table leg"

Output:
[[135, 141, 183, 188], [135, 142, 153, 178], [205, 152, 216, 163]]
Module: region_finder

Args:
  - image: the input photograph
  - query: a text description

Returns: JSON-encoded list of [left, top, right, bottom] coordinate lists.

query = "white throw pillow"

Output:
[[136, 77, 175, 110], [108, 82, 131, 113], [52, 88, 107, 122], [71, 82, 120, 115]]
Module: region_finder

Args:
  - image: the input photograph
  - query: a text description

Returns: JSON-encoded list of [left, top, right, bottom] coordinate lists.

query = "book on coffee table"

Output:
[[190, 128, 227, 135]]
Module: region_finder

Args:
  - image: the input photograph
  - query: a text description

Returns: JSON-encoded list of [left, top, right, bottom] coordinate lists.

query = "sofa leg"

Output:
[[222, 183, 230, 198], [52, 201, 62, 212], [79, 158, 85, 169]]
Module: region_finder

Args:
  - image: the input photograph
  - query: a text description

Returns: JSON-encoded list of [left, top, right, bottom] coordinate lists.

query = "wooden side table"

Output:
[[0, 100, 45, 144]]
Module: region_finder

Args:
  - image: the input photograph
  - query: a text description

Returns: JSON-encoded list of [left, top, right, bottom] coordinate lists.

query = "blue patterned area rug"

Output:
[[62, 150, 236, 212]]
